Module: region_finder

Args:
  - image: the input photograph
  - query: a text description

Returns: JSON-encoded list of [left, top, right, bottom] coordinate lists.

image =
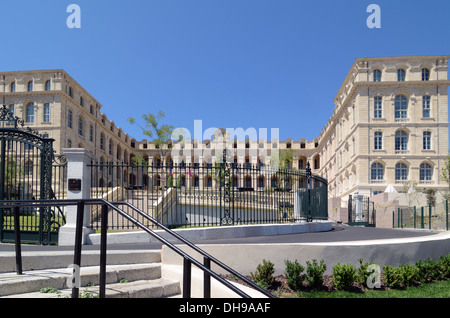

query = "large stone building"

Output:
[[1, 55, 449, 200]]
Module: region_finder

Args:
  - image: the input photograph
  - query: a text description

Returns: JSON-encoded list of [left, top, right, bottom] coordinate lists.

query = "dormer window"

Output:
[[397, 69, 405, 81], [422, 68, 430, 81]]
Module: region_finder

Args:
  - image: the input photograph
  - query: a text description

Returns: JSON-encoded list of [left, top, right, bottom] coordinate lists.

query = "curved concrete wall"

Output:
[[161, 231, 450, 275]]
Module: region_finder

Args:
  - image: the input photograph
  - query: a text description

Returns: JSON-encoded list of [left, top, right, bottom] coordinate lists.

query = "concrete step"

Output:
[[2, 277, 181, 298], [0, 249, 162, 273]]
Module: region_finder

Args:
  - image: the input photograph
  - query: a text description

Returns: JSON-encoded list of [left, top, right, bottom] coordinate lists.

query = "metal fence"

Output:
[[393, 200, 449, 231], [347, 194, 376, 227], [89, 161, 328, 231]]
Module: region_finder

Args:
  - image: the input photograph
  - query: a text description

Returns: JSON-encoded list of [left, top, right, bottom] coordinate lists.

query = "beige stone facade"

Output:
[[1, 55, 449, 200]]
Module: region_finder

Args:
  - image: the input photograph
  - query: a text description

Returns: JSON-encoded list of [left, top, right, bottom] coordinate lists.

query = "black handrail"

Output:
[[0, 199, 274, 298], [113, 201, 275, 298]]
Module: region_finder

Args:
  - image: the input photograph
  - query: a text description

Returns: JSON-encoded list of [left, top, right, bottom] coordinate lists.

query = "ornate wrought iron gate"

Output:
[[0, 105, 65, 245]]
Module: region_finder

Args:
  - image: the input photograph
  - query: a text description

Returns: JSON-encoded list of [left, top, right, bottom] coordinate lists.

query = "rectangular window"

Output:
[[423, 131, 431, 150], [43, 103, 50, 122], [422, 96, 431, 118], [68, 110, 72, 128], [89, 125, 94, 142], [374, 97, 382, 118], [374, 132, 383, 150]]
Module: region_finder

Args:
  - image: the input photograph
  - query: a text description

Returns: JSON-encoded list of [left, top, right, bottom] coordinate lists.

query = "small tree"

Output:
[[425, 188, 436, 208], [440, 156, 450, 201], [128, 111, 176, 162]]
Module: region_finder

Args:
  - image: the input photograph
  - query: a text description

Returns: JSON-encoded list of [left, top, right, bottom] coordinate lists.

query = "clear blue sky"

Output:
[[0, 0, 449, 142]]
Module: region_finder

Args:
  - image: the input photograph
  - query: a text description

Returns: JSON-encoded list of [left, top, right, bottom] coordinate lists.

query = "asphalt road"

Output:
[[0, 225, 440, 252]]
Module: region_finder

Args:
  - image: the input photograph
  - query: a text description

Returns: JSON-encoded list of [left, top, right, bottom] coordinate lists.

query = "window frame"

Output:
[[395, 130, 408, 151], [395, 95, 408, 119], [395, 163, 408, 180], [397, 69, 406, 81]]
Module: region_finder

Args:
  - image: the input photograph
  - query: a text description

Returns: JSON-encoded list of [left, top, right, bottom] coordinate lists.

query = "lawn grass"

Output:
[[282, 279, 450, 298]]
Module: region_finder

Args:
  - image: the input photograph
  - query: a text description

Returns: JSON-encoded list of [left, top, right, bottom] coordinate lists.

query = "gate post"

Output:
[[59, 149, 94, 246]]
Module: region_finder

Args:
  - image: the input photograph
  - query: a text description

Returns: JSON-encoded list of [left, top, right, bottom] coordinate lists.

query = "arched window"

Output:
[[27, 81, 33, 92], [397, 69, 406, 81], [371, 163, 384, 180], [395, 95, 408, 119], [395, 163, 408, 180], [420, 163, 432, 181], [10, 82, 15, 92], [45, 80, 51, 91], [373, 69, 381, 82], [395, 130, 408, 151], [25, 103, 34, 123], [422, 68, 430, 81]]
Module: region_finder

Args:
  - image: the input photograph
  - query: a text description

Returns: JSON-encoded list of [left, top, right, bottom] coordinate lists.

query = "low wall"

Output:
[[87, 221, 333, 245], [161, 231, 450, 276]]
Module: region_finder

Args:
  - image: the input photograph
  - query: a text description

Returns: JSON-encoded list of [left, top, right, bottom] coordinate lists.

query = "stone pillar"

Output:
[[59, 149, 95, 246]]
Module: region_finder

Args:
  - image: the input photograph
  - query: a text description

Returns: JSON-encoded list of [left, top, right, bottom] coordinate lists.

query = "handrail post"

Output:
[[99, 203, 108, 298], [13, 206, 23, 275], [203, 257, 211, 298], [72, 201, 85, 299], [183, 257, 192, 298]]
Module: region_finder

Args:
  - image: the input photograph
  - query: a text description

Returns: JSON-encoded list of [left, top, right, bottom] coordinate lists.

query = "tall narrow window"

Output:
[[420, 163, 432, 181], [8, 104, 14, 116], [374, 96, 382, 118], [43, 103, 50, 122], [80, 97, 84, 107], [395, 95, 408, 119], [373, 69, 381, 82], [26, 103, 34, 123], [395, 163, 408, 180], [397, 69, 406, 81], [78, 117, 83, 136], [422, 96, 431, 118], [68, 110, 72, 128], [45, 80, 51, 91], [69, 87, 73, 98], [395, 130, 408, 151], [10, 82, 15, 92], [27, 81, 33, 92], [423, 131, 431, 150], [89, 125, 94, 142], [374, 131, 383, 150], [371, 163, 384, 180], [100, 134, 105, 150], [422, 68, 430, 81]]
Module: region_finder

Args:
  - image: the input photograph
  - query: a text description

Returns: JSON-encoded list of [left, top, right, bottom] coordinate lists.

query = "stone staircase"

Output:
[[0, 248, 181, 298]]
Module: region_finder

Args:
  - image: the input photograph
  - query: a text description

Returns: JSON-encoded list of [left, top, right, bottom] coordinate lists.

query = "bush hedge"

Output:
[[254, 252, 450, 292]]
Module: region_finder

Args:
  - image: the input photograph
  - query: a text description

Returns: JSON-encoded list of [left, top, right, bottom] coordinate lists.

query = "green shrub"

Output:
[[382, 265, 403, 289], [284, 259, 306, 291], [305, 259, 326, 289], [438, 254, 450, 279], [332, 263, 357, 291], [251, 259, 275, 289], [416, 258, 441, 283], [383, 264, 419, 288], [398, 264, 419, 287], [356, 258, 377, 287]]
